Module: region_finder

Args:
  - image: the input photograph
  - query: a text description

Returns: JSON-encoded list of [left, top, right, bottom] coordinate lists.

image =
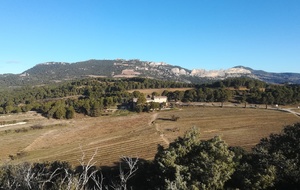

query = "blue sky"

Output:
[[0, 0, 299, 74]]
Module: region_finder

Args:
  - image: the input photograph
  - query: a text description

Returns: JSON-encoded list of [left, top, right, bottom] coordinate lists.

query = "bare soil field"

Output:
[[0, 106, 299, 167]]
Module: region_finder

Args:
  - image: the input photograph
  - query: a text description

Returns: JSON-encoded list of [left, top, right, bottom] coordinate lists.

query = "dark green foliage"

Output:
[[66, 106, 75, 119], [214, 88, 233, 107], [90, 101, 102, 117], [150, 102, 160, 110], [252, 123, 300, 189], [154, 128, 235, 189], [134, 104, 144, 113], [227, 123, 300, 190], [226, 151, 277, 189], [1, 77, 300, 119], [210, 77, 266, 89], [0, 77, 192, 118]]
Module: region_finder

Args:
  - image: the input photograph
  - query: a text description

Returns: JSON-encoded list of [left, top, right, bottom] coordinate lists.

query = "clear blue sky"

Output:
[[0, 0, 299, 74]]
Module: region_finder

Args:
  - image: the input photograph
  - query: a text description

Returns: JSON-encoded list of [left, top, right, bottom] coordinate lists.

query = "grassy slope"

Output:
[[0, 107, 299, 167], [127, 88, 194, 95]]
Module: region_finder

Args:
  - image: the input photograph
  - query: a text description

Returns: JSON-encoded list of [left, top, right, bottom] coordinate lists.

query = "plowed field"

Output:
[[1, 106, 299, 167]]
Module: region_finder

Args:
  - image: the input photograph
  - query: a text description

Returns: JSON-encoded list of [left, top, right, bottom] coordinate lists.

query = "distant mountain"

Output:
[[1, 59, 300, 88], [243, 66, 300, 84]]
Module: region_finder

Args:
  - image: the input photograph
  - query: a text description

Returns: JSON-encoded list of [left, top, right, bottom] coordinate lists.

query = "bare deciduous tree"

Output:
[[0, 147, 139, 190], [118, 156, 138, 190]]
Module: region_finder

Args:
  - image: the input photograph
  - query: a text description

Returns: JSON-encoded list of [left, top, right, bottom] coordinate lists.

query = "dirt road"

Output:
[[149, 112, 170, 145]]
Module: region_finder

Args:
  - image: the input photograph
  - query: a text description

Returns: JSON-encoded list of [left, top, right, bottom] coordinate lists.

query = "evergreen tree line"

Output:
[[1, 123, 300, 190], [1, 77, 300, 118], [164, 78, 300, 105], [0, 78, 191, 117]]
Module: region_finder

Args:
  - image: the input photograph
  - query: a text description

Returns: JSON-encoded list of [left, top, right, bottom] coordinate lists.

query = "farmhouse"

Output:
[[148, 96, 168, 103], [132, 96, 168, 110], [133, 96, 168, 104]]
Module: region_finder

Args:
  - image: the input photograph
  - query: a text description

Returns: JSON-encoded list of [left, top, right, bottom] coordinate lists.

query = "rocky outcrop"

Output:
[[191, 67, 252, 78]]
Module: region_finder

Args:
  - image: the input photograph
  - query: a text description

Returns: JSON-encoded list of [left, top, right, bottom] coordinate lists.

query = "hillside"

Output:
[[22, 59, 202, 84], [1, 59, 300, 88], [1, 106, 299, 166], [0, 75, 300, 189]]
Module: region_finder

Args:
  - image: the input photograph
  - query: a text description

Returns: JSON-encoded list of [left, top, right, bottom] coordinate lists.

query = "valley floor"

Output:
[[0, 105, 299, 167]]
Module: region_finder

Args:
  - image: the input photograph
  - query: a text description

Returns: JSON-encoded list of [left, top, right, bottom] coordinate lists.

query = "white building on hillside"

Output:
[[150, 96, 167, 103], [133, 96, 167, 104]]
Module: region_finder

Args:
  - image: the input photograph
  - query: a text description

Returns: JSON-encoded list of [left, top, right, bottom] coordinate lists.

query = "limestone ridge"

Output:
[[190, 67, 253, 78], [1, 59, 300, 88]]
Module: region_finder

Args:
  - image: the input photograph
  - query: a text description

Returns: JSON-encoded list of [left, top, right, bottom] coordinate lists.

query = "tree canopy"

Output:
[[154, 128, 235, 190]]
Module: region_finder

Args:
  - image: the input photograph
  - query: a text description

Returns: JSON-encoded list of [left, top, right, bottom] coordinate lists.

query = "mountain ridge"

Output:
[[1, 59, 300, 87]]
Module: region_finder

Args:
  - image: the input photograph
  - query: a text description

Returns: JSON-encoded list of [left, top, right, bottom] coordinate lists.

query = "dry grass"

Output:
[[127, 88, 194, 95], [155, 107, 300, 150], [0, 106, 299, 167]]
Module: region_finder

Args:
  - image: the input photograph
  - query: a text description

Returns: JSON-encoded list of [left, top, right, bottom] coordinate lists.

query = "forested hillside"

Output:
[[24, 60, 119, 81], [0, 77, 192, 118], [0, 77, 300, 120], [1, 59, 202, 88], [2, 59, 300, 89]]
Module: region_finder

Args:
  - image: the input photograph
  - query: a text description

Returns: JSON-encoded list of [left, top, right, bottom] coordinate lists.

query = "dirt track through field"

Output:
[[150, 113, 170, 145], [1, 107, 299, 166], [24, 130, 56, 151]]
